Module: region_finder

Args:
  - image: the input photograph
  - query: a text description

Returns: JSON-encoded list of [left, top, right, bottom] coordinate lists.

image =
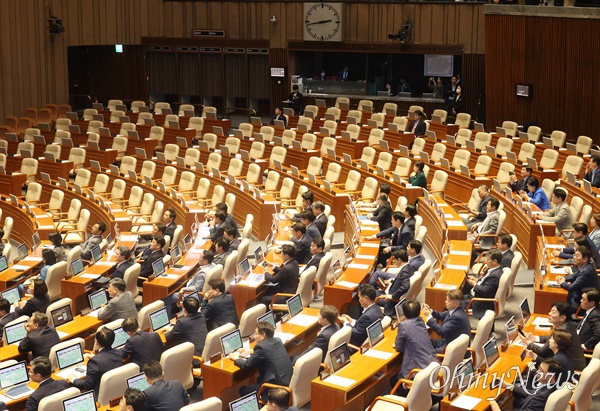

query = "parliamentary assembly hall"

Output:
[[0, 1, 598, 410]]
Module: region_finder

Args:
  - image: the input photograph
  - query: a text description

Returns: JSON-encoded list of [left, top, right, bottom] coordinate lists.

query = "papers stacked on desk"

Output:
[[348, 263, 370, 270], [447, 264, 469, 271], [335, 281, 359, 289], [449, 250, 470, 256], [363, 350, 393, 360], [323, 375, 356, 388], [288, 314, 318, 327], [549, 266, 567, 275], [274, 331, 295, 344], [451, 395, 481, 410], [434, 283, 456, 290], [80, 273, 101, 280]]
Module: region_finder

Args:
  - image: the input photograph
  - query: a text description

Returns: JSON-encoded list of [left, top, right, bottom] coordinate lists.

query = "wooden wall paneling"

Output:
[[430, 5, 445, 45]]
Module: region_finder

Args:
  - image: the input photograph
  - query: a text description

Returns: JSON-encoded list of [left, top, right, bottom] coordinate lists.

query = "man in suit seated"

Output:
[[556, 246, 600, 311], [303, 238, 325, 274], [368, 194, 393, 232], [121, 317, 164, 370], [299, 211, 321, 241], [81, 221, 107, 261], [551, 223, 600, 268], [163, 297, 208, 367], [119, 388, 146, 411], [292, 305, 339, 364], [312, 201, 328, 237], [214, 202, 240, 237], [462, 185, 492, 230], [407, 239, 426, 271], [262, 244, 300, 306], [142, 361, 190, 411], [422, 290, 471, 353], [269, 106, 287, 128], [467, 198, 500, 250], [584, 155, 600, 188], [209, 211, 229, 243], [365, 212, 413, 267], [375, 250, 415, 317], [509, 165, 533, 193], [462, 250, 503, 319], [577, 288, 600, 351], [18, 312, 61, 359], [112, 246, 134, 280], [496, 234, 515, 269], [540, 189, 574, 235], [162, 209, 177, 242], [223, 225, 240, 251], [290, 191, 313, 222], [98, 278, 137, 322], [138, 236, 166, 281], [231, 321, 293, 400], [368, 250, 405, 287], [23, 356, 70, 411], [68, 327, 123, 397], [339, 284, 383, 350], [212, 237, 231, 266], [135, 223, 166, 259], [201, 278, 240, 330], [290, 223, 311, 264], [490, 358, 563, 411], [264, 388, 301, 411], [404, 204, 418, 235], [0, 298, 19, 336]]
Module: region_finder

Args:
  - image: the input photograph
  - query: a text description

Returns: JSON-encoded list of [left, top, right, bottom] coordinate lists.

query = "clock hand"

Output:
[[306, 19, 333, 26]]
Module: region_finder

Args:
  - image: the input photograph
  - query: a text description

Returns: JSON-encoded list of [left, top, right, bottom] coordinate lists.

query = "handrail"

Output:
[[223, 106, 256, 120]]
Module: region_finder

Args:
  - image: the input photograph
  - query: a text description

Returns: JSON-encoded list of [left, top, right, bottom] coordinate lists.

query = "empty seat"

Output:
[[501, 120, 518, 137], [455, 112, 471, 129], [550, 130, 567, 148]]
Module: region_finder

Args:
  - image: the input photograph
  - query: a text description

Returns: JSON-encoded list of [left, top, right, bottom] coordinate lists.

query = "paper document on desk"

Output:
[[80, 273, 101, 280], [446, 220, 464, 227], [549, 266, 567, 275], [11, 265, 30, 271], [449, 250, 470, 256], [0, 395, 9, 404], [363, 350, 393, 360], [545, 244, 564, 249], [57, 330, 69, 339], [434, 283, 456, 290], [274, 332, 295, 344], [451, 395, 481, 409], [95, 261, 115, 266], [161, 274, 180, 280], [288, 314, 318, 327], [120, 235, 139, 242], [532, 317, 551, 326], [447, 264, 469, 271], [354, 254, 373, 260], [335, 281, 359, 289], [323, 375, 356, 388], [87, 310, 100, 318], [360, 243, 379, 248], [348, 263, 370, 270], [22, 256, 42, 262]]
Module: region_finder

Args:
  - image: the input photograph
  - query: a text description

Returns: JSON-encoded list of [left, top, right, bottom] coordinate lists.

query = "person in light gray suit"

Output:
[[97, 278, 137, 321], [541, 189, 574, 235], [80, 221, 106, 261], [467, 198, 499, 250]]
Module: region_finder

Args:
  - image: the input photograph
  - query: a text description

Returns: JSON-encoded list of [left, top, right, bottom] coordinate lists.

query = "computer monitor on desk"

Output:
[[149, 307, 170, 332], [220, 329, 243, 357], [51, 304, 74, 328], [1, 286, 20, 305], [0, 360, 33, 399], [4, 320, 27, 345], [483, 337, 499, 369], [229, 392, 260, 411], [70, 258, 84, 276], [520, 298, 531, 326], [62, 390, 98, 411], [329, 342, 351, 374], [257, 311, 276, 329], [237, 258, 251, 278], [286, 294, 303, 319], [366, 319, 384, 348], [127, 373, 150, 392]]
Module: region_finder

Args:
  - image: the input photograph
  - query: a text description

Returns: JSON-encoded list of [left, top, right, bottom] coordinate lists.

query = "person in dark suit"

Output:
[[265, 388, 301, 411], [290, 223, 312, 264], [490, 358, 562, 411], [269, 106, 287, 128], [299, 211, 321, 241], [214, 203, 240, 237], [25, 356, 70, 411], [162, 209, 177, 243], [18, 313, 61, 359], [209, 211, 229, 243], [262, 244, 300, 306], [584, 156, 600, 188], [339, 66, 350, 81], [211, 237, 231, 266], [369, 250, 405, 287], [463, 185, 492, 230], [376, 250, 415, 317], [422, 290, 471, 353], [366, 212, 414, 267], [403, 204, 417, 235], [551, 223, 600, 269], [369, 194, 393, 231], [407, 110, 427, 137], [524, 301, 586, 371], [224, 226, 240, 251], [138, 236, 166, 280], [509, 166, 533, 193], [80, 221, 106, 262], [287, 85, 303, 116], [496, 234, 515, 269], [451, 86, 464, 117], [120, 388, 146, 411], [141, 361, 190, 411], [444, 75, 459, 111], [312, 201, 328, 237], [0, 298, 19, 336], [292, 305, 339, 364], [526, 330, 575, 385], [121, 317, 164, 370], [112, 246, 134, 280], [556, 246, 600, 310], [303, 238, 325, 274], [68, 327, 123, 397], [201, 278, 239, 330], [135, 223, 166, 260], [407, 240, 426, 271], [339, 284, 383, 349], [290, 191, 313, 222], [98, 278, 137, 322], [577, 288, 600, 351], [462, 250, 503, 319], [15, 279, 50, 318], [232, 321, 293, 400], [163, 297, 208, 366]]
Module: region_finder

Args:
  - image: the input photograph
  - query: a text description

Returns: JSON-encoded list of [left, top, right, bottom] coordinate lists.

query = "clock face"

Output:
[[303, 3, 343, 42]]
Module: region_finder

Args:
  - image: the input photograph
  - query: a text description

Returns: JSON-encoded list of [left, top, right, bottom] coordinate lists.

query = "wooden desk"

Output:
[[310, 325, 401, 411], [201, 308, 321, 411], [0, 172, 27, 196], [533, 236, 569, 314], [37, 158, 73, 180]]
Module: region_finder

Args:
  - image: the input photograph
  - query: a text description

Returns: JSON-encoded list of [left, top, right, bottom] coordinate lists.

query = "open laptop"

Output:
[[55, 343, 87, 379], [520, 298, 531, 326], [51, 303, 74, 329], [70, 258, 85, 276], [0, 256, 8, 274], [257, 311, 276, 329], [455, 358, 476, 392], [394, 298, 407, 319], [62, 390, 97, 411], [329, 342, 351, 374], [0, 360, 34, 399], [31, 232, 41, 251], [112, 326, 130, 349], [170, 245, 183, 268], [126, 373, 150, 392], [4, 319, 27, 345], [286, 294, 303, 319], [483, 337, 500, 369], [505, 316, 518, 345], [152, 258, 166, 277], [229, 392, 260, 411], [253, 246, 266, 268], [90, 245, 102, 264], [221, 328, 243, 357], [149, 307, 170, 332], [87, 289, 108, 314], [1, 286, 20, 305], [366, 319, 384, 348]]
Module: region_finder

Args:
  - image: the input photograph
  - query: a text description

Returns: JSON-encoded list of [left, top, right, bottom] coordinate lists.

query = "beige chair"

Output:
[[239, 123, 253, 138], [270, 267, 317, 311], [19, 158, 37, 184], [550, 130, 567, 148], [356, 177, 378, 203], [148, 125, 164, 145], [382, 102, 397, 115], [200, 323, 237, 365], [473, 132, 492, 151], [324, 327, 352, 369], [472, 155, 492, 176], [390, 116, 408, 132], [140, 160, 156, 180], [184, 148, 200, 167], [340, 170, 361, 192], [496, 162, 515, 184], [320, 136, 337, 157], [108, 179, 126, 203], [201, 106, 217, 118], [517, 142, 536, 163], [138, 300, 164, 331], [301, 133, 317, 150], [227, 158, 244, 177], [303, 105, 319, 118], [107, 99, 123, 111], [239, 304, 266, 338], [45, 261, 68, 301], [322, 119, 338, 135], [123, 263, 141, 300], [281, 129, 296, 146], [541, 178, 556, 201], [130, 100, 146, 113], [63, 209, 91, 244], [249, 141, 265, 159], [569, 358, 600, 411], [109, 110, 125, 123], [86, 120, 103, 134], [360, 147, 377, 165], [21, 182, 42, 205], [297, 116, 313, 131], [429, 170, 448, 198], [119, 156, 137, 176], [67, 148, 86, 172], [346, 110, 362, 124], [111, 136, 128, 161], [432, 109, 447, 123], [358, 100, 374, 112], [260, 126, 275, 142], [49, 337, 85, 370], [540, 149, 559, 169], [431, 143, 447, 163], [154, 102, 170, 115], [454, 112, 471, 129], [17, 142, 34, 156], [501, 120, 518, 137], [344, 123, 360, 140], [561, 155, 584, 179], [160, 166, 178, 187], [325, 107, 341, 121], [245, 163, 261, 185], [305, 157, 323, 176], [505, 251, 523, 299], [178, 104, 195, 116], [375, 152, 393, 171], [97, 363, 139, 406], [324, 162, 342, 183], [222, 251, 239, 293], [369, 113, 385, 128], [82, 108, 97, 121], [312, 252, 333, 300], [334, 97, 350, 108], [368, 128, 385, 146], [163, 143, 180, 161], [452, 149, 471, 170], [269, 146, 287, 166], [202, 133, 217, 149], [187, 117, 204, 135], [575, 135, 592, 154], [136, 112, 153, 126], [23, 128, 40, 142], [394, 157, 412, 178], [495, 137, 514, 156], [224, 137, 240, 154], [543, 385, 573, 411], [55, 118, 71, 131], [569, 196, 584, 222], [455, 128, 472, 146], [411, 138, 426, 156], [579, 204, 593, 225], [470, 310, 495, 367], [434, 334, 470, 397], [38, 388, 81, 411], [201, 265, 224, 294], [525, 126, 541, 142]]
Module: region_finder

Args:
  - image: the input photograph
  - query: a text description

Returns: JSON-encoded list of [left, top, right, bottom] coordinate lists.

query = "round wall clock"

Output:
[[303, 3, 343, 42]]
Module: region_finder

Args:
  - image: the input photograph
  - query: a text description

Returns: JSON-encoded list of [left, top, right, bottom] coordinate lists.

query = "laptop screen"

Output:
[[71, 258, 84, 276], [184, 234, 191, 245], [112, 327, 130, 348], [331, 259, 342, 281], [170, 245, 181, 263], [126, 373, 150, 391], [1, 287, 20, 305], [0, 256, 8, 273], [152, 259, 165, 277], [56, 344, 84, 370], [257, 311, 276, 329], [149, 307, 170, 332], [0, 361, 29, 389], [91, 246, 102, 263], [253, 246, 264, 265], [237, 258, 251, 277], [394, 298, 407, 319], [62, 390, 97, 411], [366, 319, 384, 348], [229, 392, 260, 411], [329, 342, 351, 373], [455, 359, 475, 391], [220, 329, 243, 357], [483, 337, 499, 368], [88, 289, 108, 311], [51, 304, 73, 328], [505, 316, 518, 345], [520, 298, 531, 325], [286, 294, 303, 318], [5, 321, 27, 345], [17, 243, 28, 260], [32, 232, 41, 250]]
